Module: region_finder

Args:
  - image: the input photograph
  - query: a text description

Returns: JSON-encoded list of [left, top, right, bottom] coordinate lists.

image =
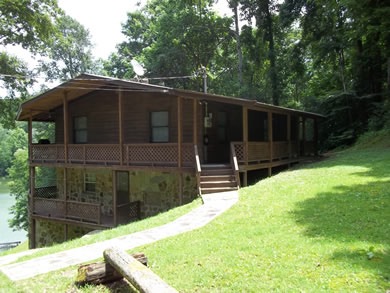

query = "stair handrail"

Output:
[[194, 144, 202, 196], [230, 142, 241, 188]]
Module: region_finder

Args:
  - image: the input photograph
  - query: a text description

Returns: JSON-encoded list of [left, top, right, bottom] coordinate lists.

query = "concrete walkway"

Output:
[[0, 191, 238, 281]]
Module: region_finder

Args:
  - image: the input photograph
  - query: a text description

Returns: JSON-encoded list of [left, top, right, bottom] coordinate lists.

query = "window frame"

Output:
[[150, 111, 169, 143], [84, 172, 96, 193], [73, 116, 88, 144]]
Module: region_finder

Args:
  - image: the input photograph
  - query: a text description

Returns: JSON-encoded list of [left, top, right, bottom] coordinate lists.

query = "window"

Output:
[[84, 172, 96, 193], [151, 111, 169, 142], [74, 116, 87, 143]]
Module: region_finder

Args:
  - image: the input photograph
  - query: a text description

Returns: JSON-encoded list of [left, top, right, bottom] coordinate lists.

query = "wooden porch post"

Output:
[[113, 170, 117, 226], [118, 89, 124, 165], [63, 91, 69, 164], [287, 114, 291, 164], [313, 118, 319, 155], [177, 96, 183, 204], [193, 99, 198, 146], [242, 106, 248, 187], [302, 117, 306, 156], [28, 114, 33, 161], [64, 167, 68, 218], [29, 166, 36, 249], [268, 111, 273, 177]]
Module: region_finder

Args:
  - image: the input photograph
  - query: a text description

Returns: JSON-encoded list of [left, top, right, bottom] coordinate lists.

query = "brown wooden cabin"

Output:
[[17, 74, 322, 248]]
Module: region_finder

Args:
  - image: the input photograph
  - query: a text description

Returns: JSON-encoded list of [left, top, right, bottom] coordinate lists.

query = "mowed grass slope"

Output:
[[135, 144, 390, 291], [0, 133, 389, 292]]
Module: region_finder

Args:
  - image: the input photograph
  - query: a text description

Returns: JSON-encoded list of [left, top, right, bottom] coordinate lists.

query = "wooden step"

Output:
[[198, 164, 239, 195], [201, 186, 238, 194], [200, 174, 235, 182], [200, 180, 237, 189]]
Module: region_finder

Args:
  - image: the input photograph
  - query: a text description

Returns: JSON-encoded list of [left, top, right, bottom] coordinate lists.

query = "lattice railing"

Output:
[[125, 143, 192, 166], [31, 143, 194, 167], [117, 201, 141, 225], [31, 144, 65, 163], [68, 144, 120, 164], [33, 197, 101, 224], [231, 142, 245, 163], [67, 201, 101, 224], [33, 198, 66, 218]]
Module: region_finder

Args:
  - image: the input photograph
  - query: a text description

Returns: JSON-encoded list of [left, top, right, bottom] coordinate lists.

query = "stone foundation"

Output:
[[34, 219, 93, 248], [34, 168, 197, 247]]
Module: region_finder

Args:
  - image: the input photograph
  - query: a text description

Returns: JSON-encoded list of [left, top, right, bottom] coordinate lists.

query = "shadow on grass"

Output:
[[292, 152, 390, 283]]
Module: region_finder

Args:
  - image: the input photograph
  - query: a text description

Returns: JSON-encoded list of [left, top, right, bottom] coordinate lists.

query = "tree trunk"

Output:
[[75, 252, 148, 286], [104, 247, 177, 293]]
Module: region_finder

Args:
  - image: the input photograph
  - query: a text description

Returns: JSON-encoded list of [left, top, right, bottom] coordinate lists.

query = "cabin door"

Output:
[[116, 171, 129, 205], [204, 111, 230, 163]]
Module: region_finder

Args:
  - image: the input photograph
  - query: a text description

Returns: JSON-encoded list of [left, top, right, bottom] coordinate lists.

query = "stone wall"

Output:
[[57, 168, 113, 216], [35, 219, 93, 247], [34, 168, 197, 247], [129, 171, 197, 217]]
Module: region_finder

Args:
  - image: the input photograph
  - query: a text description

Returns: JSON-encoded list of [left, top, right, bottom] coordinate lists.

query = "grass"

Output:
[[1, 131, 389, 292]]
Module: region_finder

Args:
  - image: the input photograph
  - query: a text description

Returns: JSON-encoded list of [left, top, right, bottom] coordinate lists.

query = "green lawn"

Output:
[[1, 133, 389, 292]]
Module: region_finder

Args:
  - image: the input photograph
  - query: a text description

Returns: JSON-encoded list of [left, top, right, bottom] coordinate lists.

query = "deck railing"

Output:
[[33, 197, 101, 224], [231, 141, 294, 164], [31, 143, 194, 167]]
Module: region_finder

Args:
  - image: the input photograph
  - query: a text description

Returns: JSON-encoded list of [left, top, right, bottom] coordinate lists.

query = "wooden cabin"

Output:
[[17, 74, 322, 248]]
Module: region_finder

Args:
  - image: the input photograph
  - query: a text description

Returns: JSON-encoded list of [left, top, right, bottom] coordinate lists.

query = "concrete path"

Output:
[[0, 191, 238, 281]]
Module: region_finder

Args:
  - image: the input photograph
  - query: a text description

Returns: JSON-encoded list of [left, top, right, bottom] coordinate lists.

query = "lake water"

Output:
[[0, 192, 27, 244]]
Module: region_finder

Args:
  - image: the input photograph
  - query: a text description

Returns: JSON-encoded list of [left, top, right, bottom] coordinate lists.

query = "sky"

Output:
[[57, 0, 232, 60]]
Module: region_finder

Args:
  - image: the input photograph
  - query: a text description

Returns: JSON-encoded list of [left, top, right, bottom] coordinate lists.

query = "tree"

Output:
[[0, 52, 33, 128], [0, 125, 27, 176], [0, 0, 59, 52], [8, 149, 29, 231], [0, 0, 60, 128], [105, 0, 234, 92], [239, 0, 281, 105], [39, 15, 94, 81]]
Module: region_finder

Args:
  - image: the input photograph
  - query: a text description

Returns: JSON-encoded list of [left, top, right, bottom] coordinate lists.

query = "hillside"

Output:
[[1, 130, 389, 292]]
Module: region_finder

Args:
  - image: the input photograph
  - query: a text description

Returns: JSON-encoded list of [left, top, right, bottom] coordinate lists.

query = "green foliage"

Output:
[[0, 0, 59, 52], [7, 149, 29, 231], [38, 14, 94, 81], [0, 125, 27, 176]]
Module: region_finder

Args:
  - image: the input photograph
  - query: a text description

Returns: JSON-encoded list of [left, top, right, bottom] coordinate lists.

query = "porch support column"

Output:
[[301, 117, 306, 157], [287, 114, 291, 164], [268, 111, 273, 177], [28, 114, 33, 161], [63, 167, 68, 219], [242, 106, 248, 187], [113, 171, 117, 226], [313, 118, 319, 155], [118, 89, 124, 165], [177, 96, 183, 204], [63, 91, 69, 164], [193, 99, 198, 146], [29, 166, 36, 249]]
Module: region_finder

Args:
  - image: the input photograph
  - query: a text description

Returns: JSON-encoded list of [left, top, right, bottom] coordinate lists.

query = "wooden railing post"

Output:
[[194, 145, 202, 197], [230, 142, 241, 188]]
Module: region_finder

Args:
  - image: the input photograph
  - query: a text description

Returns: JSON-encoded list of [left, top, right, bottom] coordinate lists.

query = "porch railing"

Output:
[[194, 145, 202, 195], [117, 201, 141, 225], [231, 141, 292, 164], [31, 143, 194, 167], [230, 142, 241, 188], [33, 197, 101, 224]]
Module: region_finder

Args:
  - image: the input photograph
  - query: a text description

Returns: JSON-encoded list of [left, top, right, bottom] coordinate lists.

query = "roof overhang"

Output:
[[17, 73, 324, 121]]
